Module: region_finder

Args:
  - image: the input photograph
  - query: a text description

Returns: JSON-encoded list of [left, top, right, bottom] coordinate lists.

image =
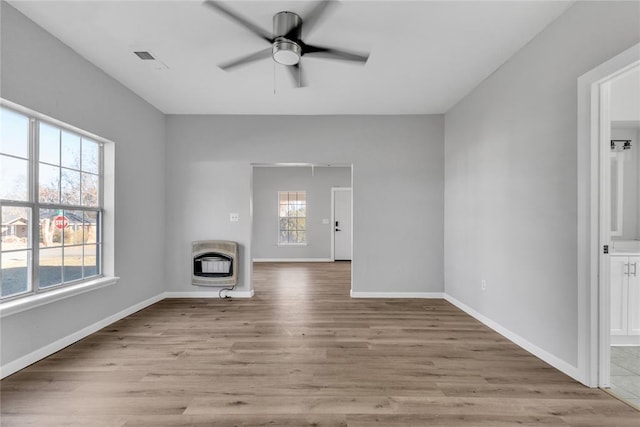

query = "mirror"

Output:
[[610, 152, 623, 237]]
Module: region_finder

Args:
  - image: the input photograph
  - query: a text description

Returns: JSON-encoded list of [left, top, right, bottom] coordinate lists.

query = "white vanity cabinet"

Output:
[[611, 255, 640, 340]]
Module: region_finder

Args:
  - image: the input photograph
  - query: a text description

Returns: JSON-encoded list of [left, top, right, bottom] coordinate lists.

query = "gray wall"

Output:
[[444, 1, 640, 367], [0, 3, 166, 366], [611, 127, 640, 240], [253, 166, 351, 260], [165, 115, 444, 295]]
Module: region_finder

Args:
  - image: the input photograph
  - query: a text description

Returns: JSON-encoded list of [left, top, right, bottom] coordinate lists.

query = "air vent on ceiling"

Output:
[[134, 51, 155, 60]]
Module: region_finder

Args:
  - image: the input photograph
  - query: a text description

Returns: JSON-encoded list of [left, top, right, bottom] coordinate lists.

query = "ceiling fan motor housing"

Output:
[[272, 11, 302, 65]]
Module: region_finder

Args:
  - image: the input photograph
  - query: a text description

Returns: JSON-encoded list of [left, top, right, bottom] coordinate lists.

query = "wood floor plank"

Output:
[[1, 261, 637, 425]]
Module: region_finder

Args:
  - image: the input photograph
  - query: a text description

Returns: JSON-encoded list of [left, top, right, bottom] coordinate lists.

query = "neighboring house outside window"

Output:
[[278, 191, 306, 245], [0, 104, 106, 301]]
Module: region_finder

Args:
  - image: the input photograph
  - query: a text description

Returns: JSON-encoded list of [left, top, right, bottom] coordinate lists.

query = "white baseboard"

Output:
[[444, 294, 582, 383], [253, 258, 333, 262], [350, 291, 445, 298], [163, 290, 254, 298], [1, 289, 256, 379], [0, 293, 164, 379], [0, 287, 583, 387]]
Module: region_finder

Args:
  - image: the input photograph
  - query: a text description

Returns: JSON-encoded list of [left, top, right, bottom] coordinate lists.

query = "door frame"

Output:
[[330, 187, 353, 262], [250, 163, 354, 295], [577, 42, 639, 387]]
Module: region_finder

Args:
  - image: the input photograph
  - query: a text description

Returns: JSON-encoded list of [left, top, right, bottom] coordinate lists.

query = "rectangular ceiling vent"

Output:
[[134, 51, 155, 60]]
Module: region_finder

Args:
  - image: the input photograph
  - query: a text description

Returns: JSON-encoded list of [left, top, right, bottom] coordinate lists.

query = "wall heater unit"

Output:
[[192, 240, 238, 287]]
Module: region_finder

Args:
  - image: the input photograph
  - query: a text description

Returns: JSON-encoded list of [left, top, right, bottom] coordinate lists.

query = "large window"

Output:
[[278, 191, 306, 245], [1, 105, 103, 301]]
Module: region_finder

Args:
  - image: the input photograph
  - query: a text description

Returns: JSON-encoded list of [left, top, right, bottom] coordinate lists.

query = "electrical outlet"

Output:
[[481, 280, 486, 291], [230, 213, 239, 222]]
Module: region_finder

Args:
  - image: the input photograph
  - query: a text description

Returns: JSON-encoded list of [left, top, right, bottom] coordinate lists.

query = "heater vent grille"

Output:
[[192, 241, 238, 287]]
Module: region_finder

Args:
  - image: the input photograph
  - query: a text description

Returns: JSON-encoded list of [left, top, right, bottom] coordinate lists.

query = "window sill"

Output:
[[0, 276, 119, 318]]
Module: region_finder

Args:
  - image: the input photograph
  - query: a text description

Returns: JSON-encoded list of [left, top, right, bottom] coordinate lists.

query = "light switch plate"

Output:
[[230, 213, 239, 222], [322, 219, 329, 224]]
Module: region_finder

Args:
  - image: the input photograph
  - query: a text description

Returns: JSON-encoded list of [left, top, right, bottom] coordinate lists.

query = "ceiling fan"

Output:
[[203, 0, 370, 88]]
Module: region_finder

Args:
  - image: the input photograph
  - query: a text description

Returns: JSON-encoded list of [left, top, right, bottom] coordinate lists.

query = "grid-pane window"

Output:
[[0, 106, 103, 301], [278, 191, 306, 244]]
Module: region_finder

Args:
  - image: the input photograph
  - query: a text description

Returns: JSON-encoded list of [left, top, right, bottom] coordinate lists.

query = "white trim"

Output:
[[350, 291, 444, 299], [0, 292, 163, 379], [0, 98, 116, 318], [577, 43, 640, 387], [350, 167, 354, 294], [252, 163, 353, 168], [598, 79, 613, 388], [252, 258, 332, 263], [249, 164, 255, 297], [163, 290, 254, 298], [0, 276, 119, 318], [330, 188, 335, 261], [445, 294, 582, 382]]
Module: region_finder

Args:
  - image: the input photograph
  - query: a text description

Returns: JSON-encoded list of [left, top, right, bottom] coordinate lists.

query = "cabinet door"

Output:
[[611, 256, 629, 336], [628, 256, 640, 336]]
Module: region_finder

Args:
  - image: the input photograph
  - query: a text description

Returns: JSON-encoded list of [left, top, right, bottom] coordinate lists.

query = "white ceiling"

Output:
[[9, 0, 573, 115]]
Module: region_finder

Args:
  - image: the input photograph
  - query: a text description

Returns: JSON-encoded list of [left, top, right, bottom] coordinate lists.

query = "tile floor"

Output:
[[610, 346, 640, 409]]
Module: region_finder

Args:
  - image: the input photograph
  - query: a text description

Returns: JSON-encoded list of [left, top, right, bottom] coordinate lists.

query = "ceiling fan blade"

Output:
[[203, 1, 272, 43], [285, 0, 336, 40], [303, 44, 369, 64], [286, 63, 306, 88], [219, 47, 272, 71]]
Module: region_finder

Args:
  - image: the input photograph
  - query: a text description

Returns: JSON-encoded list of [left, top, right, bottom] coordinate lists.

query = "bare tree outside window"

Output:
[[278, 191, 307, 244]]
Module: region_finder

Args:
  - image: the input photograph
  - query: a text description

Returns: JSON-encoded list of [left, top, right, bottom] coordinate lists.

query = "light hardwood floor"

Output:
[[1, 262, 638, 426]]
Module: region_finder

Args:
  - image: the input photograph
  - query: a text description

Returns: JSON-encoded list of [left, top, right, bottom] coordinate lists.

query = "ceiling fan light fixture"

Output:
[[204, 1, 370, 85], [272, 39, 301, 66]]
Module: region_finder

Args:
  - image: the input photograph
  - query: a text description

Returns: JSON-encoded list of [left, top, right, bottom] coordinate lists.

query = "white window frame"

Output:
[[0, 99, 117, 317], [277, 190, 307, 246]]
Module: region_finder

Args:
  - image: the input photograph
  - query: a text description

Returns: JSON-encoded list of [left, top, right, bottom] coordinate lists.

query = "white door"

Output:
[[333, 188, 351, 261]]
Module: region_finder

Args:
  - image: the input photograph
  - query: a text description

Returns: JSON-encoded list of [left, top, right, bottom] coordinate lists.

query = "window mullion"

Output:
[[99, 143, 104, 210], [31, 118, 41, 294], [38, 202, 100, 212], [61, 230, 65, 284]]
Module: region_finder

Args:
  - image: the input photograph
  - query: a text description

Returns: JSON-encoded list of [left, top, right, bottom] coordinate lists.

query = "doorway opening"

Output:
[[604, 66, 640, 408], [250, 164, 353, 296], [578, 42, 639, 406]]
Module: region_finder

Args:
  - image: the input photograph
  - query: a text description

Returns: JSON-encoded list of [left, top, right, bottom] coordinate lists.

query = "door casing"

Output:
[[577, 43, 639, 387]]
